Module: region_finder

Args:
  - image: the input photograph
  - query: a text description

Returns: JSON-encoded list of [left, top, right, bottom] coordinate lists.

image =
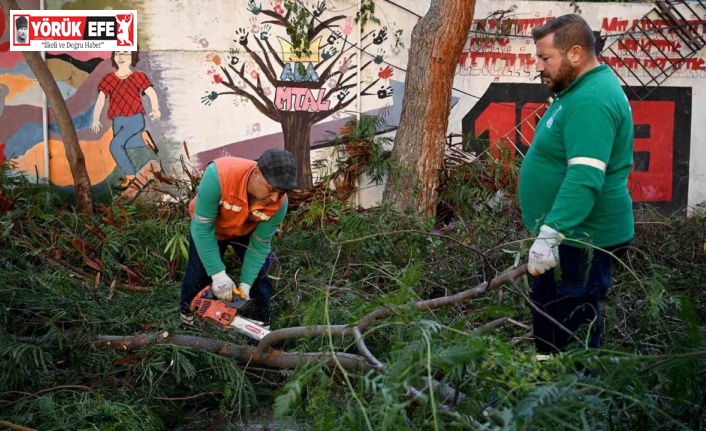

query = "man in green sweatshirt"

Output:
[[519, 14, 634, 353], [180, 149, 298, 328]]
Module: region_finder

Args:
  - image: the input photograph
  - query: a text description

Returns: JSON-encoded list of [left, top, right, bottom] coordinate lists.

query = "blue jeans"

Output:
[[531, 242, 629, 353], [111, 114, 146, 175], [180, 233, 273, 324]]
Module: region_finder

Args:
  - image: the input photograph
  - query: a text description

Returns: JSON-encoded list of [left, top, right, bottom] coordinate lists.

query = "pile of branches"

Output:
[[1, 135, 706, 430]]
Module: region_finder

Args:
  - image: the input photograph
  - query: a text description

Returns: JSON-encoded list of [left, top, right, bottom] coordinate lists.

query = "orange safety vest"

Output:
[[188, 157, 287, 240]]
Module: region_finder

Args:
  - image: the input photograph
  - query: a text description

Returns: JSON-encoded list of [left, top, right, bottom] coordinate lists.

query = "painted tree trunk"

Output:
[[280, 112, 313, 189], [383, 0, 476, 217], [1, 0, 93, 216]]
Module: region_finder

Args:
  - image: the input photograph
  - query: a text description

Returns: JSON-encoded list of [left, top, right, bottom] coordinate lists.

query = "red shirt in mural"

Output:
[[97, 71, 153, 119]]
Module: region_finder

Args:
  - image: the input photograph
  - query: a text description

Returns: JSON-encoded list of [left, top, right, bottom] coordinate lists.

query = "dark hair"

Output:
[[531, 14, 595, 54], [111, 47, 140, 69]]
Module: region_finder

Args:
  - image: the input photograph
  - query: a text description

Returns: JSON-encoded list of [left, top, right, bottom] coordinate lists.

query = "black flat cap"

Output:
[[257, 148, 298, 192]]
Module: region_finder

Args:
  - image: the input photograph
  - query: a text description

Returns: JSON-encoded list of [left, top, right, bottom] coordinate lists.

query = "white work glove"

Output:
[[238, 283, 252, 301], [211, 270, 235, 301], [528, 225, 565, 276]]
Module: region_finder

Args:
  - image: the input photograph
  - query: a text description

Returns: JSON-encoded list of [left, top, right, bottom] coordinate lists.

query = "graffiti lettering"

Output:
[[473, 17, 554, 35], [602, 17, 629, 33], [601, 56, 706, 72], [628, 101, 675, 202], [274, 87, 331, 112], [461, 84, 691, 213], [280, 63, 320, 82], [458, 52, 536, 76]]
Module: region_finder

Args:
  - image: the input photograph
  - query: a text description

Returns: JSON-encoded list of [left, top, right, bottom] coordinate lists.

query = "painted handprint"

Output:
[[342, 17, 354, 36], [190, 34, 209, 48], [313, 0, 326, 17], [337, 88, 350, 101], [206, 53, 222, 65], [230, 55, 240, 66], [322, 46, 338, 60], [246, 123, 262, 136], [201, 91, 219, 106], [391, 44, 402, 56], [235, 28, 249, 46], [378, 65, 393, 79], [373, 27, 388, 45], [247, 0, 262, 14], [250, 17, 260, 34], [327, 30, 341, 45], [376, 86, 393, 99], [374, 49, 385, 64], [327, 77, 338, 88], [260, 24, 271, 41], [363, 68, 374, 85], [338, 57, 353, 74], [272, 0, 285, 15]]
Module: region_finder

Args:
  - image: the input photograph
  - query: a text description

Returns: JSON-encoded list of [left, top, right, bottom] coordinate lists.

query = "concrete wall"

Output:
[[1, 0, 704, 213]]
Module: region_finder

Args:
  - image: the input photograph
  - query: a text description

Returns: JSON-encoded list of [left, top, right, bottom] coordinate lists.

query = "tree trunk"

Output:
[[383, 0, 476, 217], [280, 112, 313, 189], [1, 0, 93, 216]]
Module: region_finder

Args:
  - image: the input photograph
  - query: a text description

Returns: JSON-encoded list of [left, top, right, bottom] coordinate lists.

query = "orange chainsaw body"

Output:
[[189, 285, 270, 341]]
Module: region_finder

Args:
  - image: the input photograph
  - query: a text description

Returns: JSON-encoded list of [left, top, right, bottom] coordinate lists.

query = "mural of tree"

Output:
[[201, 0, 394, 189]]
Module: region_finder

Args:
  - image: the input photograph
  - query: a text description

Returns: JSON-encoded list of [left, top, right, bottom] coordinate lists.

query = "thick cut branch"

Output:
[[0, 421, 37, 431], [94, 332, 372, 372]]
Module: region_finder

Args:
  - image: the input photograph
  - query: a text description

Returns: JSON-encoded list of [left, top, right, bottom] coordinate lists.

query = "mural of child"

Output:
[[91, 48, 160, 189]]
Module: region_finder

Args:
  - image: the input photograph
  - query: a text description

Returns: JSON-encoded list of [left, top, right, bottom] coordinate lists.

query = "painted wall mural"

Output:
[[1, 0, 706, 213], [91, 49, 161, 194], [194, 0, 399, 185]]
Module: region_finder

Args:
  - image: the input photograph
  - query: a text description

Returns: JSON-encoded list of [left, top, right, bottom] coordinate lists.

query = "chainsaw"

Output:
[[189, 285, 271, 341]]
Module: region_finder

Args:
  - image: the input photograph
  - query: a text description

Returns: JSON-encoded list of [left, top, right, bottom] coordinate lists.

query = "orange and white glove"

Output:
[[528, 225, 565, 276], [211, 271, 235, 301], [237, 283, 252, 301]]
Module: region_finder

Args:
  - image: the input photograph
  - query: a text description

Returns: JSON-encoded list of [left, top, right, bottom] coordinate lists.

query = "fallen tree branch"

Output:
[[95, 267, 524, 374], [0, 421, 38, 431], [256, 265, 527, 356], [93, 331, 373, 372]]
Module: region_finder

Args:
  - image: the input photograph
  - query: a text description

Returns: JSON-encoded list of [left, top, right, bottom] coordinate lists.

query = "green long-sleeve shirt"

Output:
[[191, 162, 287, 285], [518, 64, 634, 247]]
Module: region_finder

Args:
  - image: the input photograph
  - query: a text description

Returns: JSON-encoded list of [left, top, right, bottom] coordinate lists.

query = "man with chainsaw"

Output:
[[519, 14, 634, 354], [180, 148, 298, 328]]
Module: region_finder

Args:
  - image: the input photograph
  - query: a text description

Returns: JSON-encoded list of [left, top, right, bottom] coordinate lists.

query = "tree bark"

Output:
[[94, 332, 374, 372], [383, 0, 476, 217], [0, 0, 93, 216], [280, 112, 314, 189]]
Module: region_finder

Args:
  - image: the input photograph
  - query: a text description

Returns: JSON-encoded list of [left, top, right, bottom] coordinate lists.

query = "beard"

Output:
[[542, 57, 578, 93]]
